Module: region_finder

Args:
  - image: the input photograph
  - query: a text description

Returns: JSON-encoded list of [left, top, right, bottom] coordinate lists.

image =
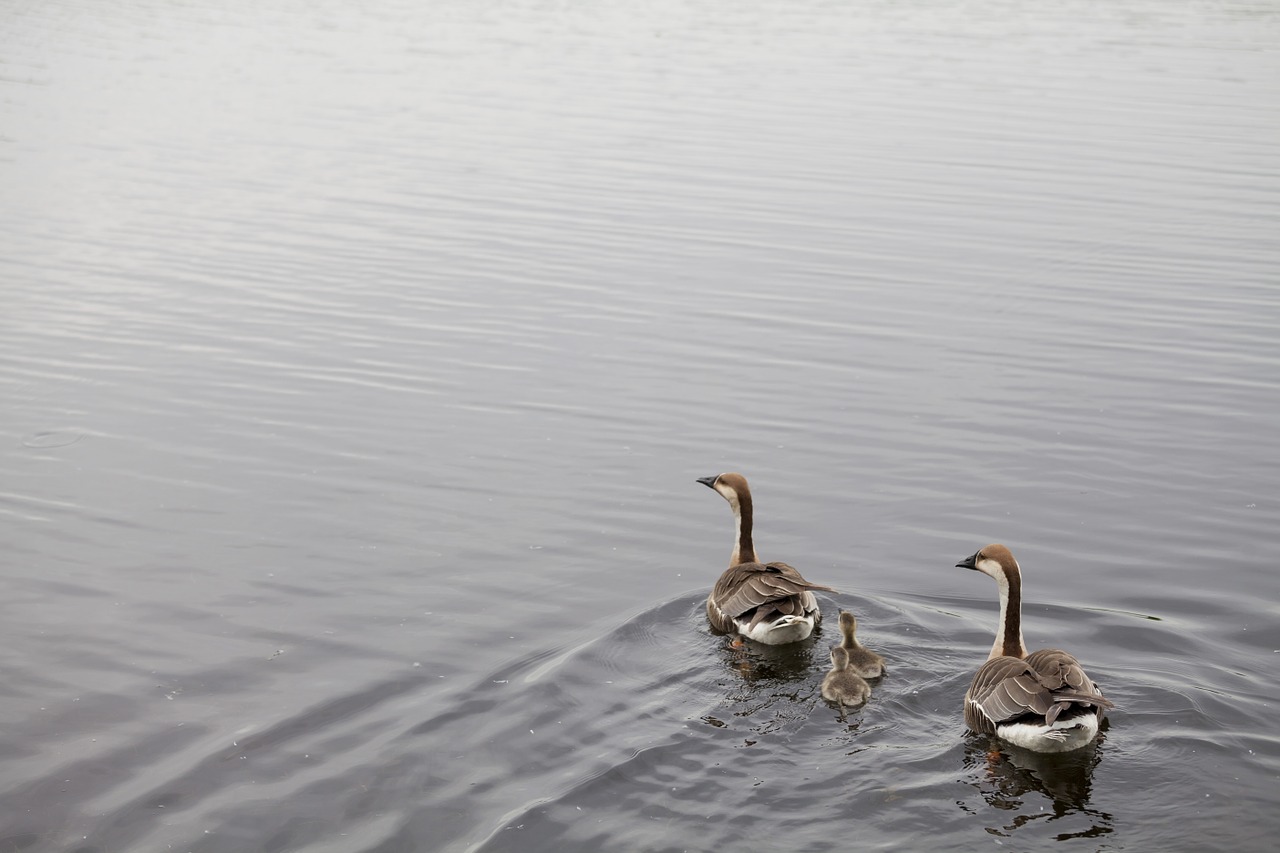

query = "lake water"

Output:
[[2, 1, 1279, 850]]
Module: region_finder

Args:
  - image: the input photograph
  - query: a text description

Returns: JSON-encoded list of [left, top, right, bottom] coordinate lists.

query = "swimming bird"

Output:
[[697, 472, 834, 644], [958, 544, 1114, 753], [822, 646, 871, 712], [837, 610, 886, 679]]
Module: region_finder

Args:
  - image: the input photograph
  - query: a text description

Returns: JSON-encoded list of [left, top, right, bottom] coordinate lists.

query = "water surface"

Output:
[[2, 1, 1279, 851]]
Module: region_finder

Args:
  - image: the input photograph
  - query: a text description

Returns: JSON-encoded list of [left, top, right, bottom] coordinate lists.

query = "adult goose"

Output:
[[822, 646, 871, 713], [697, 472, 834, 644], [958, 543, 1114, 753], [837, 610, 886, 679]]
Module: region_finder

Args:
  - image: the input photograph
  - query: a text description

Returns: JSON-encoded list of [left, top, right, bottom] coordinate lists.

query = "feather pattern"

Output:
[[706, 561, 834, 634], [963, 651, 1112, 734]]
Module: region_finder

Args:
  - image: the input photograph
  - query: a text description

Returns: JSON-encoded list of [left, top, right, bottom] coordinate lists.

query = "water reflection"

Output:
[[4, 0, 1278, 849], [714, 630, 825, 685], [699, 628, 826, 742], [962, 735, 1115, 842]]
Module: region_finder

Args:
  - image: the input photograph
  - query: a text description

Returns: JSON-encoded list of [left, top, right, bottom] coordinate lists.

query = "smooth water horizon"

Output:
[[3, 1, 1279, 851]]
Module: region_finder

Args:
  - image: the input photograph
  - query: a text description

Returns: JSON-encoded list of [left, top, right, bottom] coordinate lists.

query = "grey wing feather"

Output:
[[707, 561, 835, 633], [1025, 648, 1114, 723], [711, 562, 835, 619], [964, 650, 1113, 734], [965, 657, 1049, 733]]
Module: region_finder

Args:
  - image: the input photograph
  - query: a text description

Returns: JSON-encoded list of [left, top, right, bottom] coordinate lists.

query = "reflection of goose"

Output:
[[821, 646, 871, 712], [837, 610, 886, 679], [962, 737, 1113, 839], [717, 632, 826, 685], [958, 544, 1113, 753], [697, 473, 834, 644]]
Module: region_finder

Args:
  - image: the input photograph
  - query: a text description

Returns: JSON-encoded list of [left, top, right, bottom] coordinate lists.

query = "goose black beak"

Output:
[[956, 552, 979, 570], [696, 475, 719, 489]]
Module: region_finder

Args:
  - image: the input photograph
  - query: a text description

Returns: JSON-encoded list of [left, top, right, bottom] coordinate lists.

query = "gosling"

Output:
[[837, 610, 886, 680], [821, 646, 871, 713]]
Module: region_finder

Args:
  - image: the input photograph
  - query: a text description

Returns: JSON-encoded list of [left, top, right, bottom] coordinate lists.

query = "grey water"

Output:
[[2, 1, 1279, 850]]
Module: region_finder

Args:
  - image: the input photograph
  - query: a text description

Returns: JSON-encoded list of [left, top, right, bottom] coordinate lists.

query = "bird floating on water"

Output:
[[837, 610, 886, 680], [697, 472, 834, 645], [958, 543, 1113, 753], [822, 646, 871, 715]]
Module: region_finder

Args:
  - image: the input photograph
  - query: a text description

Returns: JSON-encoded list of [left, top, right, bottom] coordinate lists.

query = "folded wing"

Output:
[[965, 650, 1113, 734], [707, 561, 835, 634]]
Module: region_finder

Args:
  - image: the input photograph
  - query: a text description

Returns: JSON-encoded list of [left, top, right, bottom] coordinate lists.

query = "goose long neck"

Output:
[[730, 489, 757, 565], [990, 564, 1027, 660]]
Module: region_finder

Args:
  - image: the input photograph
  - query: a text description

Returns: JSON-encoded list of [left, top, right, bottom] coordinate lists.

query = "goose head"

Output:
[[698, 471, 758, 567], [697, 472, 750, 512], [956, 543, 1020, 579], [958, 543, 1027, 660]]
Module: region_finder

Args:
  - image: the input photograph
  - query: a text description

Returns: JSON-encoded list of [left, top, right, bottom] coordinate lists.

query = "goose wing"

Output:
[[711, 561, 835, 621], [965, 656, 1051, 734], [1024, 649, 1114, 724], [965, 652, 1114, 733]]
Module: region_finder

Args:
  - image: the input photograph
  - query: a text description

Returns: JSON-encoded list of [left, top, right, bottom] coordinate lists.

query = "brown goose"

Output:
[[837, 610, 886, 679], [821, 646, 871, 712], [697, 472, 834, 644], [958, 544, 1114, 753]]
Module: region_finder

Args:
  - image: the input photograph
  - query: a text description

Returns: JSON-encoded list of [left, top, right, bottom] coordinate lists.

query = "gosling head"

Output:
[[956, 543, 1019, 580], [838, 610, 857, 636], [829, 646, 851, 671]]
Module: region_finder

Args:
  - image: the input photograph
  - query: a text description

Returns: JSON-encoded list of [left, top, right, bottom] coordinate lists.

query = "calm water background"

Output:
[[3, 1, 1279, 850]]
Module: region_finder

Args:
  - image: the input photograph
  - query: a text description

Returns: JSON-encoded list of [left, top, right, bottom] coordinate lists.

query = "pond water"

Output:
[[2, 1, 1279, 851]]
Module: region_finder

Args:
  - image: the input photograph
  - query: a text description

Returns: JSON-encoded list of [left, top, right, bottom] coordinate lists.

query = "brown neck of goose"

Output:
[[731, 490, 757, 565], [991, 563, 1028, 660]]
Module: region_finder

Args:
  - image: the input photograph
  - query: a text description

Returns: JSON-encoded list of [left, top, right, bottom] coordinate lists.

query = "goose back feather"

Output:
[[706, 561, 834, 635]]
